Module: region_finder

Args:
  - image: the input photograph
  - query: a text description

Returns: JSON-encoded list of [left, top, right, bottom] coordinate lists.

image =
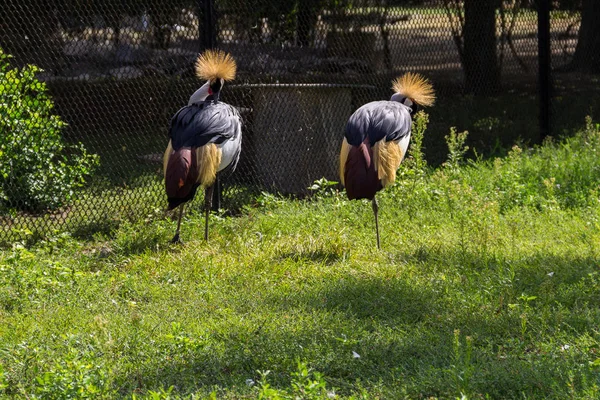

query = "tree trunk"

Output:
[[378, 1, 393, 71], [297, 1, 312, 47], [569, 0, 600, 73], [463, 0, 500, 94], [1, 0, 60, 68], [297, 0, 321, 47]]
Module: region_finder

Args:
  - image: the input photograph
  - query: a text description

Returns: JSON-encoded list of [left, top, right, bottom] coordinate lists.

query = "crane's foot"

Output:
[[170, 232, 183, 245]]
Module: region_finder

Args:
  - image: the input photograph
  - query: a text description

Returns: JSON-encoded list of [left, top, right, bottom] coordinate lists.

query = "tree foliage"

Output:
[[568, 0, 600, 73], [0, 49, 99, 213]]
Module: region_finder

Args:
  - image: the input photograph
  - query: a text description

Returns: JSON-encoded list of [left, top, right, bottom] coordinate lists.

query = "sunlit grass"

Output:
[[1, 117, 600, 399]]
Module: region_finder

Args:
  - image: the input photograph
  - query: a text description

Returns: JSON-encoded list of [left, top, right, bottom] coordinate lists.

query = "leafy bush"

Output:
[[0, 49, 98, 213], [429, 116, 600, 213]]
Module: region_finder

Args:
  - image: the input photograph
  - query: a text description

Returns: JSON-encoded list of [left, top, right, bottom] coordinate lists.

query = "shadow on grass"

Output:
[[70, 218, 121, 241], [112, 249, 600, 398], [69, 213, 176, 257], [275, 249, 343, 265], [288, 274, 436, 323]]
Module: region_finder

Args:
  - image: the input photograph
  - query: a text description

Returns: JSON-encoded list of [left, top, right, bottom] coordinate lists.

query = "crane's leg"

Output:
[[372, 197, 380, 250], [204, 185, 215, 241], [171, 204, 185, 244]]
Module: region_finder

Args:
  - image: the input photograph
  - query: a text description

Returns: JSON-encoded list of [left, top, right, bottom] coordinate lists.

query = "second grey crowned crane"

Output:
[[163, 50, 242, 243], [339, 73, 435, 249]]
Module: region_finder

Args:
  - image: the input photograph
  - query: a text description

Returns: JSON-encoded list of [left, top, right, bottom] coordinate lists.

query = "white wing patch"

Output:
[[398, 132, 411, 162], [218, 130, 241, 172]]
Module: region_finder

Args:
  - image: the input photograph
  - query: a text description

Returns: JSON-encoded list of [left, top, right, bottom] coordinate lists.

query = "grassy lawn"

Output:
[[1, 116, 600, 399]]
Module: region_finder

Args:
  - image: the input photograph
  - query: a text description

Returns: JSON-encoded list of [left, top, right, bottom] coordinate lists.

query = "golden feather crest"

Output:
[[392, 72, 435, 107], [195, 49, 237, 82]]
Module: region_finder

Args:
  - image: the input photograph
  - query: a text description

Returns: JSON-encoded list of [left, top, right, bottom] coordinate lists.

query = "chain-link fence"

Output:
[[1, 0, 599, 243]]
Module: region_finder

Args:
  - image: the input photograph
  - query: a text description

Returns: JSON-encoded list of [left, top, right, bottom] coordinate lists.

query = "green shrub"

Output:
[[430, 116, 600, 213], [0, 48, 98, 213]]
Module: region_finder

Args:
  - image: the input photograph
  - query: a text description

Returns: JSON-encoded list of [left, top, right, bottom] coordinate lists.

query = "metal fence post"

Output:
[[538, 0, 551, 141], [200, 0, 216, 51], [199, 0, 220, 211]]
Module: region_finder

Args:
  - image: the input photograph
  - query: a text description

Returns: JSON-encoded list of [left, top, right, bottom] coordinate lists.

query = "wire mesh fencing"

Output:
[[1, 0, 598, 243]]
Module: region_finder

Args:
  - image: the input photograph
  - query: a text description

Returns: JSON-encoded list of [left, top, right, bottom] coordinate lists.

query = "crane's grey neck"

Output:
[[188, 81, 211, 105]]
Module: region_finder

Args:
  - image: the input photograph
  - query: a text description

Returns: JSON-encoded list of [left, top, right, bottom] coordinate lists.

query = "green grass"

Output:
[[1, 116, 600, 399]]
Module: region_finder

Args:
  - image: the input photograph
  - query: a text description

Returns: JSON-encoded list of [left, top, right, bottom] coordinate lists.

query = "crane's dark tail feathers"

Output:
[[163, 141, 222, 210], [340, 137, 405, 193], [392, 72, 436, 107], [342, 139, 382, 200], [164, 142, 199, 210]]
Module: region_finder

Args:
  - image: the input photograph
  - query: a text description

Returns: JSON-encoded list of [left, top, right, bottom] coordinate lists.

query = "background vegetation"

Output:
[[1, 114, 599, 398], [0, 49, 98, 213]]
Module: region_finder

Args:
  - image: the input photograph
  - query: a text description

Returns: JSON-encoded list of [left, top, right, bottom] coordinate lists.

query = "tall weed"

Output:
[[431, 116, 600, 213]]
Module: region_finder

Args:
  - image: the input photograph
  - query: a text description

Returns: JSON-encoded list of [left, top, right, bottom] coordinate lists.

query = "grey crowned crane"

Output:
[[339, 73, 435, 249], [163, 50, 242, 243]]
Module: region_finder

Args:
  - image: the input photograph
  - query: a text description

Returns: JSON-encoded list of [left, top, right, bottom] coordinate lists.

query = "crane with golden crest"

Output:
[[163, 50, 241, 243], [339, 72, 435, 249]]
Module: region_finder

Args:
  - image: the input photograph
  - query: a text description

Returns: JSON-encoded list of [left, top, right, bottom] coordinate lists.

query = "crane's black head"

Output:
[[207, 78, 224, 103], [390, 93, 419, 116], [210, 78, 223, 95]]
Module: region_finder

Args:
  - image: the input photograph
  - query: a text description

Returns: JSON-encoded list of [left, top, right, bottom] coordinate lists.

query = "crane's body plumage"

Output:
[[341, 100, 413, 200], [163, 49, 240, 243], [344, 101, 412, 147], [339, 73, 435, 249], [164, 99, 242, 211], [169, 101, 242, 150]]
